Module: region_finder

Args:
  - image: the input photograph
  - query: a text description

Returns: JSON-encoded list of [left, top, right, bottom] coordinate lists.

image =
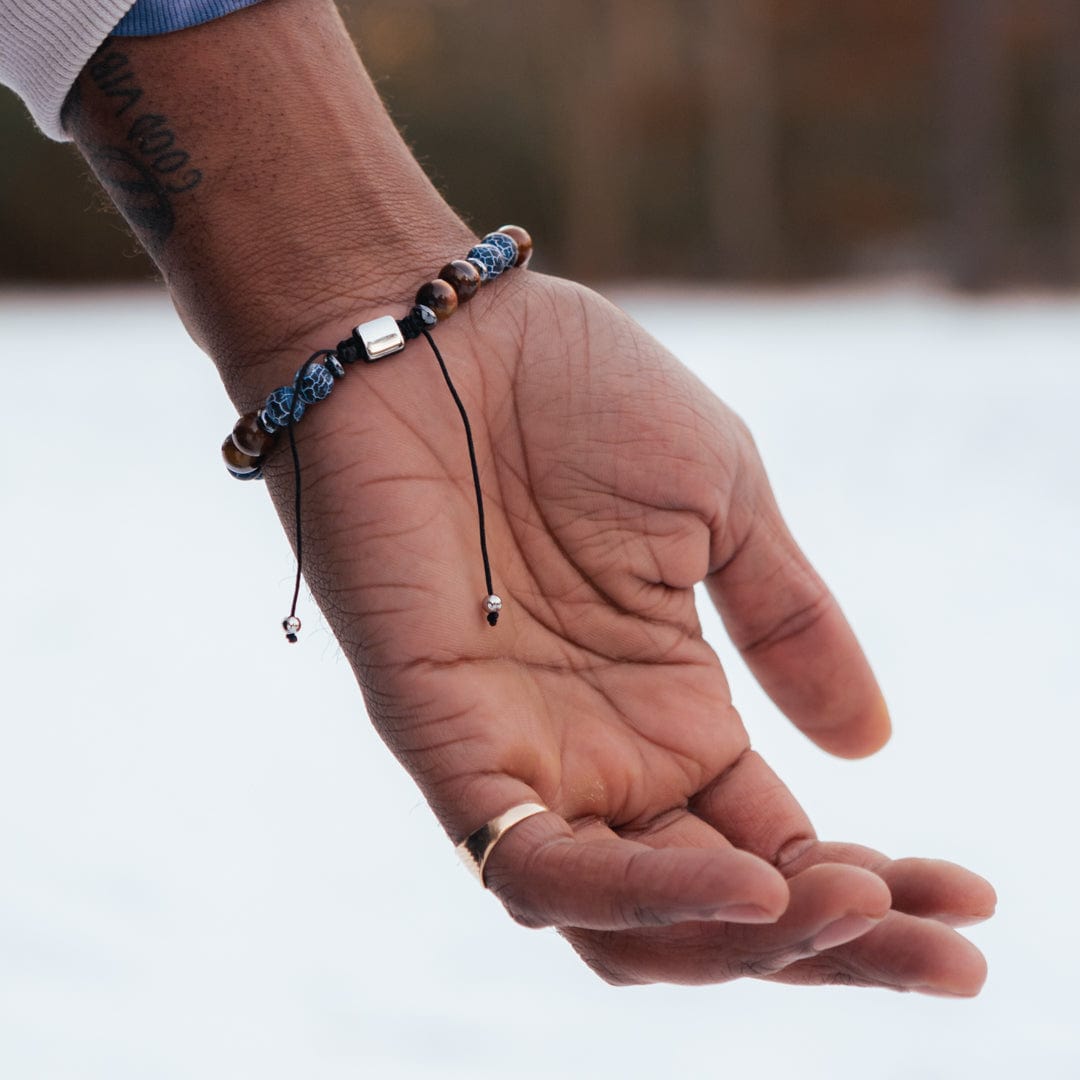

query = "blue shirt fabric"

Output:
[[113, 0, 264, 36]]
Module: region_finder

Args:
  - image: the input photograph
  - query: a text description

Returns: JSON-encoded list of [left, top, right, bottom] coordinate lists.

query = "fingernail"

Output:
[[710, 903, 778, 923], [774, 837, 815, 870], [811, 914, 881, 952], [913, 985, 975, 999]]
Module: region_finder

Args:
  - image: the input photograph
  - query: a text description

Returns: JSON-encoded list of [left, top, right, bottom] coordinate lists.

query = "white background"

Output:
[[1, 287, 1076, 1078]]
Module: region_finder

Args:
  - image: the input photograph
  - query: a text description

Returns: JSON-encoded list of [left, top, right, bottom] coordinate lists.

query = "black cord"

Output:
[[285, 422, 303, 642], [283, 350, 334, 643], [282, 337, 499, 639], [421, 329, 499, 626]]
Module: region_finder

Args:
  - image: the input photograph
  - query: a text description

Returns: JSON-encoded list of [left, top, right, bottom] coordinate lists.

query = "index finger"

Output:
[[707, 462, 891, 758]]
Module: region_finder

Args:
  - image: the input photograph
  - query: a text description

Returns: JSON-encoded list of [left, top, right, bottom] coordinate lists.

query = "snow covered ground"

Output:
[[0, 285, 1077, 1078]]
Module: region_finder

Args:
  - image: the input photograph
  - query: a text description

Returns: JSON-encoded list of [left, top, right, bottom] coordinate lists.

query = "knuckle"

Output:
[[723, 927, 809, 978], [824, 969, 859, 987], [730, 951, 795, 978], [623, 904, 675, 928], [738, 586, 833, 657], [793, 956, 879, 990], [503, 900, 551, 930], [586, 958, 646, 987], [562, 931, 646, 988], [610, 853, 668, 929], [484, 835, 561, 930], [487, 876, 551, 929]]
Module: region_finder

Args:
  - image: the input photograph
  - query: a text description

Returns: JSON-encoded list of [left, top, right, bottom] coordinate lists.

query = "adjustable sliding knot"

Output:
[[335, 337, 362, 364]]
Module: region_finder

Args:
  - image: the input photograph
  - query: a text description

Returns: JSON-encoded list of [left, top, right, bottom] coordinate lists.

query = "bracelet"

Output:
[[221, 225, 533, 643]]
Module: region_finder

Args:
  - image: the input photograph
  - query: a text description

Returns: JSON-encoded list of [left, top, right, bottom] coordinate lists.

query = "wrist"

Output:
[[65, 0, 474, 397], [180, 203, 474, 409]]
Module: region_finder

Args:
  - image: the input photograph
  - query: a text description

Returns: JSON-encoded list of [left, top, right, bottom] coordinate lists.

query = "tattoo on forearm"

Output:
[[86, 145, 180, 250], [87, 49, 142, 116], [64, 47, 203, 254], [86, 50, 203, 196]]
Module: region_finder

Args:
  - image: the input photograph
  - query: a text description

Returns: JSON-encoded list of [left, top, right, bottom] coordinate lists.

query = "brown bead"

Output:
[[416, 278, 459, 320], [438, 259, 481, 304], [231, 411, 275, 458], [497, 224, 533, 267], [221, 436, 261, 474]]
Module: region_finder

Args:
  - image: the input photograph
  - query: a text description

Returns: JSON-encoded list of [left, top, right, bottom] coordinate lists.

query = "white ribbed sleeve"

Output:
[[0, 0, 137, 140]]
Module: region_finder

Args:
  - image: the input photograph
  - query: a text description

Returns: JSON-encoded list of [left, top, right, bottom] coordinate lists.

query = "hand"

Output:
[[63, 0, 993, 993], [273, 271, 996, 994]]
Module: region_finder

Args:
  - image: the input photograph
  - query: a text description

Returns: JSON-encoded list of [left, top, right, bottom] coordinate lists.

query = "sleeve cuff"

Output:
[[112, 0, 264, 37]]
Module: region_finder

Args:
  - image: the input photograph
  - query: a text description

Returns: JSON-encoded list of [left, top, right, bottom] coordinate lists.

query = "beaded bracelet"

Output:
[[221, 226, 532, 643]]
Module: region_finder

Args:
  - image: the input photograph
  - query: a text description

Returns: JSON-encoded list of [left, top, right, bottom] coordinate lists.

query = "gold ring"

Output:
[[456, 802, 549, 886]]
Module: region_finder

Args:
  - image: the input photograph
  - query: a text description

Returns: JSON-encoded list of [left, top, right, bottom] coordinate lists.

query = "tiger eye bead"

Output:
[[415, 278, 459, 320], [497, 224, 533, 267], [221, 435, 262, 475], [438, 259, 481, 303], [231, 411, 275, 458]]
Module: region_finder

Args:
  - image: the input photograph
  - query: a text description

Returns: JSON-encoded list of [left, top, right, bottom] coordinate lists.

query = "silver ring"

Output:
[[456, 802, 549, 886]]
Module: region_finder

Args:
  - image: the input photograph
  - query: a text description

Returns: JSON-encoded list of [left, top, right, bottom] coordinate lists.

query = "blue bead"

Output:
[[483, 232, 518, 269], [226, 464, 264, 481], [297, 362, 335, 404], [264, 385, 305, 428], [467, 243, 507, 281]]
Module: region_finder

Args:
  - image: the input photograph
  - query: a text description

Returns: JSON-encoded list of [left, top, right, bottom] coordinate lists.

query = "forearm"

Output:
[[63, 0, 473, 401]]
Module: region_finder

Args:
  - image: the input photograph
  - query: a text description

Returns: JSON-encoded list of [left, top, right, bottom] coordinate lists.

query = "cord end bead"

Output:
[[283, 615, 301, 643], [483, 594, 502, 626]]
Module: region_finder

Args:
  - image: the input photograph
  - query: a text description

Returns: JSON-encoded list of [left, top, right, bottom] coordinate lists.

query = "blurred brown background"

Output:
[[2, 0, 1080, 290]]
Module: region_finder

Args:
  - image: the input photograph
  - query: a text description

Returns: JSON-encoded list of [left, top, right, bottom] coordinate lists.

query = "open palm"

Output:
[[274, 272, 994, 994]]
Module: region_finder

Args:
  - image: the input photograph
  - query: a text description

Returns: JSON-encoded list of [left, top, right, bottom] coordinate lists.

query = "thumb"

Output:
[[707, 465, 891, 759]]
